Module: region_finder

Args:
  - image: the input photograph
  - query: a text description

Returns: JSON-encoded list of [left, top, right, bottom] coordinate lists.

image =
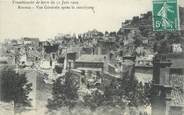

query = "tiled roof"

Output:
[[76, 55, 106, 62]]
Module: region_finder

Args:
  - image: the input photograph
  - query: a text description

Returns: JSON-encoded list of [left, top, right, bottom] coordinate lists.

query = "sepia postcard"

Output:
[[0, 0, 184, 115]]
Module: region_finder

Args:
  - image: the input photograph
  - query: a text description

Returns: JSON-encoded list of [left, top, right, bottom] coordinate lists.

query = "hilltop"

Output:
[[118, 7, 184, 54]]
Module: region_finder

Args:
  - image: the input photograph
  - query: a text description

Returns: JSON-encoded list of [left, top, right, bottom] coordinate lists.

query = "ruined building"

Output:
[[152, 53, 184, 115]]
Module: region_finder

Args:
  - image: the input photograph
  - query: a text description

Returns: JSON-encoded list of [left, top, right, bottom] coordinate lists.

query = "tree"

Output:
[[105, 31, 109, 36], [0, 66, 32, 111], [97, 32, 104, 37], [132, 16, 140, 24], [54, 65, 63, 74], [109, 32, 117, 37], [83, 89, 105, 110], [82, 64, 152, 110], [57, 57, 65, 63], [118, 65, 151, 107], [103, 79, 126, 108], [143, 82, 152, 106], [134, 38, 142, 47], [47, 72, 79, 111]]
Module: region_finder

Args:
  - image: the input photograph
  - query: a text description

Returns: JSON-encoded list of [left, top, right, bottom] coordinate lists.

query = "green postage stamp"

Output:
[[152, 0, 180, 31]]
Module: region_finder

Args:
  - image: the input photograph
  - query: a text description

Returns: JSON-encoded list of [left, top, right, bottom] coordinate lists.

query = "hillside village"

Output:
[[0, 7, 184, 115]]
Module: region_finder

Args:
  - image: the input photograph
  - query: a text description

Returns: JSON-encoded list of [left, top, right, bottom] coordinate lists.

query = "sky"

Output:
[[0, 0, 184, 41]]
